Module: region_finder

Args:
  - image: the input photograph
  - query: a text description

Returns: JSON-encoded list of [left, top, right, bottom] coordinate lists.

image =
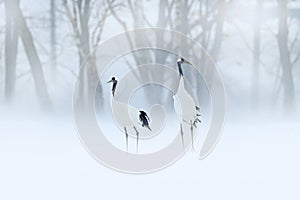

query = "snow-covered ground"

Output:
[[0, 1, 299, 198], [0, 109, 299, 200]]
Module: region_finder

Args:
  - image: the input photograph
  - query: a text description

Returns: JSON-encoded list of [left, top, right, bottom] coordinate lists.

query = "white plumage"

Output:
[[110, 95, 140, 131], [109, 95, 139, 152], [173, 77, 201, 148], [173, 78, 198, 122]]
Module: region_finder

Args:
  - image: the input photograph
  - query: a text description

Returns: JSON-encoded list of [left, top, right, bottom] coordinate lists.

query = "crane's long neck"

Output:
[[177, 76, 185, 95], [177, 62, 183, 77], [109, 94, 116, 107]]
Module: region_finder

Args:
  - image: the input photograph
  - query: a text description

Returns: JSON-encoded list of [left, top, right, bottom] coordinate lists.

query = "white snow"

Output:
[[0, 110, 299, 200]]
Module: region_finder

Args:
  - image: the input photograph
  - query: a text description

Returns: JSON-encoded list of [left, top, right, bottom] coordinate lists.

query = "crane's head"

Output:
[[177, 57, 192, 65], [107, 76, 117, 84], [139, 110, 147, 115]]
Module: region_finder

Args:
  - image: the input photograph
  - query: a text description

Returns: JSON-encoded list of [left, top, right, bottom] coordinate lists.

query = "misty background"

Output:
[[0, 0, 299, 200], [0, 0, 299, 114]]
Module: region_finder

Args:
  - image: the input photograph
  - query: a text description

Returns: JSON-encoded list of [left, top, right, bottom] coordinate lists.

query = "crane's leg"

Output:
[[124, 127, 128, 152], [190, 120, 194, 150], [180, 123, 184, 149], [133, 126, 139, 153]]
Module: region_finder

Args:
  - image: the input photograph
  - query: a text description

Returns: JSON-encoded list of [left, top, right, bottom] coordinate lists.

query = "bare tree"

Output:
[[203, 0, 225, 83], [4, 0, 52, 107], [252, 0, 263, 106], [62, 0, 109, 109], [106, 0, 226, 105], [50, 0, 57, 76], [177, 0, 226, 91], [107, 0, 177, 104], [4, 0, 19, 101], [277, 0, 295, 111]]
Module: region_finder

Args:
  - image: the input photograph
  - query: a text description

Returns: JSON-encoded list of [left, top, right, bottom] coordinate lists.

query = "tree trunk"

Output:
[[15, 2, 52, 108], [252, 0, 262, 107], [198, 0, 225, 95], [4, 0, 19, 101], [277, 0, 295, 111], [83, 0, 101, 108], [50, 0, 57, 76], [210, 0, 225, 62]]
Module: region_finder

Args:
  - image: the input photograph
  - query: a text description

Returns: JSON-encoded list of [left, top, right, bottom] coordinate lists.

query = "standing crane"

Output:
[[107, 77, 151, 152], [173, 58, 201, 148]]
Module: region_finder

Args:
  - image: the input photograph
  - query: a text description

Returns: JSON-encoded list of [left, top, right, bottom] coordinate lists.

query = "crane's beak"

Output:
[[184, 60, 192, 65], [107, 79, 113, 83]]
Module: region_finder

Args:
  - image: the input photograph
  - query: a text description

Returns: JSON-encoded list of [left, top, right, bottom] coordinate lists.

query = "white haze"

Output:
[[0, 0, 300, 200]]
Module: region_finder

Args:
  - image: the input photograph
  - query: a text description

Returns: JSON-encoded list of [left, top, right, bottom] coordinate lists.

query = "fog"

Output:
[[0, 0, 300, 199]]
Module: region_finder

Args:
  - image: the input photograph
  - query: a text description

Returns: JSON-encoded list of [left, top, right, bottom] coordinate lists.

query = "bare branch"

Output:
[[232, 21, 253, 53], [62, 0, 83, 54]]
